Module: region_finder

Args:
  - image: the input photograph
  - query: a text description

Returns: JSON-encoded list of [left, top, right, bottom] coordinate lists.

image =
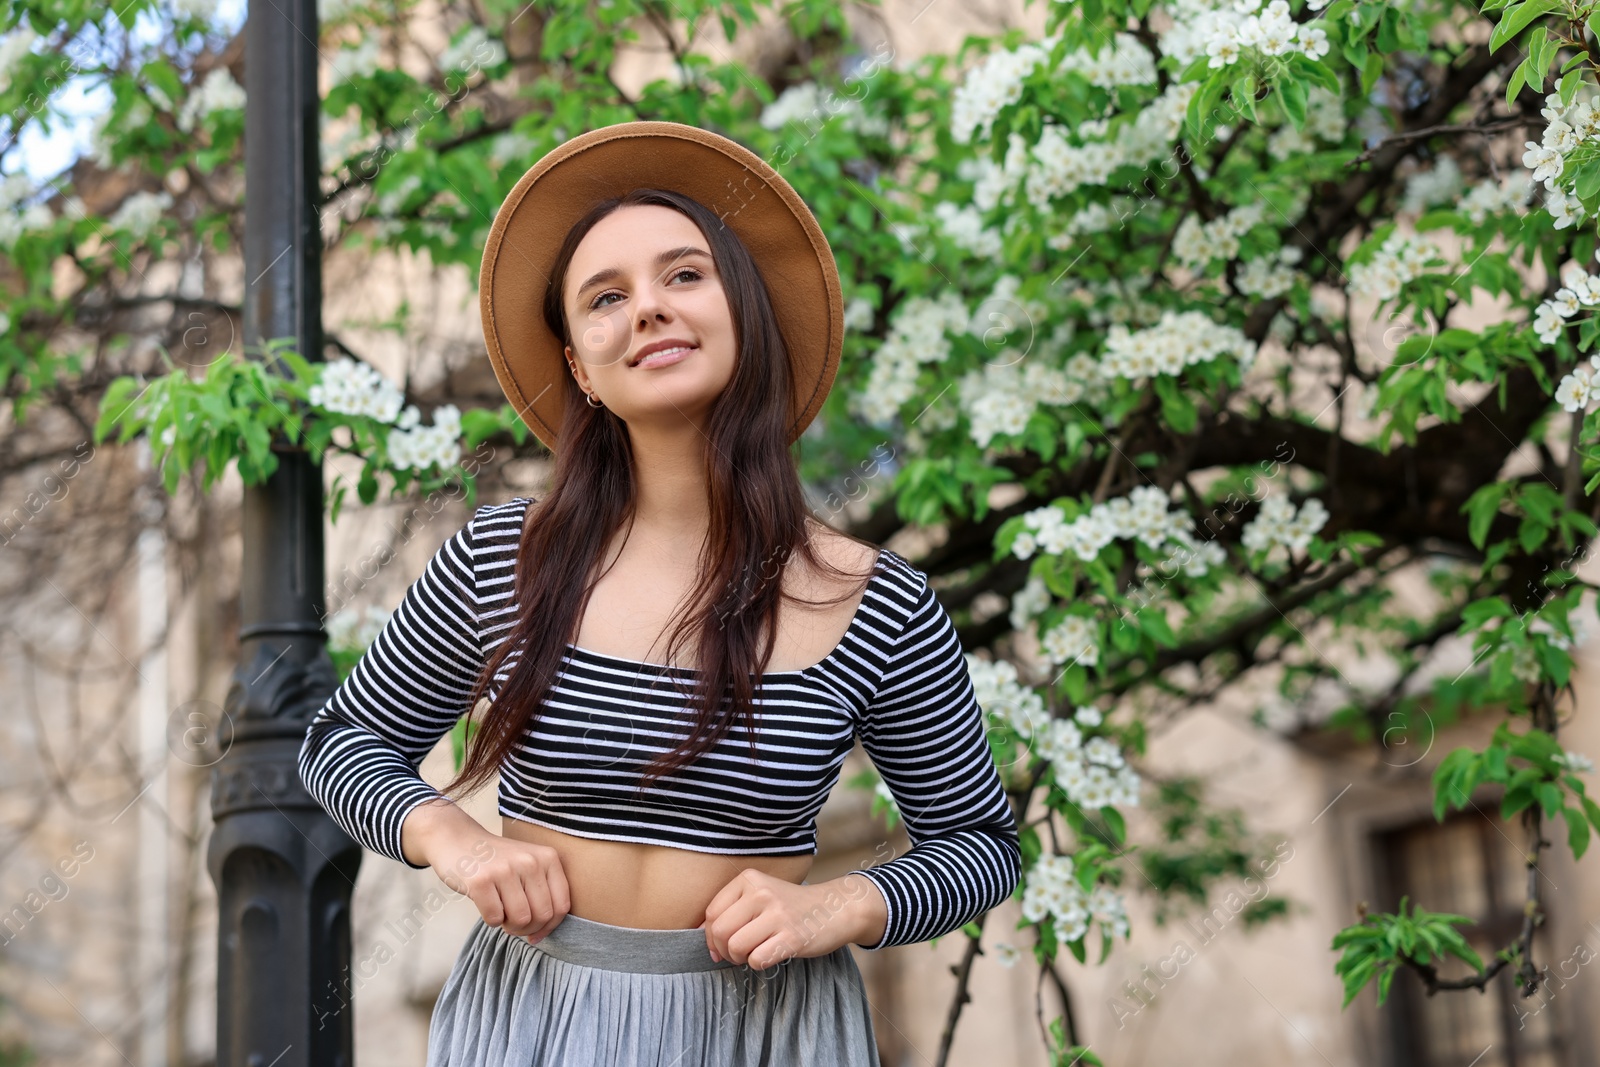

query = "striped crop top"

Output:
[[297, 497, 1022, 950]]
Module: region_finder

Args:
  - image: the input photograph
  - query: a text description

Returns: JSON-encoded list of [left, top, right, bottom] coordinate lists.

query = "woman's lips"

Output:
[[633, 344, 695, 369]]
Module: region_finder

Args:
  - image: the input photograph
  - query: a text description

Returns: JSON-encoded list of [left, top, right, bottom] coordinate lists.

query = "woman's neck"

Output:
[[625, 426, 713, 552]]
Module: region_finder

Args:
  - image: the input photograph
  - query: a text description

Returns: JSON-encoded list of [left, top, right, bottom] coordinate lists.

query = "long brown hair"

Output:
[[444, 187, 878, 799]]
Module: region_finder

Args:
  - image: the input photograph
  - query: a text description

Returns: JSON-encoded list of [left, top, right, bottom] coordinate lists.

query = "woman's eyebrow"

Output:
[[574, 246, 713, 300]]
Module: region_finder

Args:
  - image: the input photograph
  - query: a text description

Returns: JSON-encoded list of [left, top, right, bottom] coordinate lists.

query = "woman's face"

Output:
[[562, 204, 737, 437]]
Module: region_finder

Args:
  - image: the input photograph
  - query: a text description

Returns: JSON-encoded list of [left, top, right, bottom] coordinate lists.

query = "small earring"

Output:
[[586, 392, 604, 409]]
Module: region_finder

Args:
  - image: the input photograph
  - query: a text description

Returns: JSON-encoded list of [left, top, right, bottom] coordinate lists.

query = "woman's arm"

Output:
[[846, 573, 1023, 950], [297, 506, 492, 870]]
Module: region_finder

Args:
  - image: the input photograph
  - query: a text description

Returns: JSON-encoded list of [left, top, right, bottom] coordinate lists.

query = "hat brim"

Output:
[[478, 121, 844, 453]]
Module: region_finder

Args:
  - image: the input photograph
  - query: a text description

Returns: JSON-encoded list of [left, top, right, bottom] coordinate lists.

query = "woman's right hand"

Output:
[[403, 799, 572, 945]]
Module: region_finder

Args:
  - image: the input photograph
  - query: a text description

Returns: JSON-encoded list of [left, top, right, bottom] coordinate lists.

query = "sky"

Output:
[[15, 0, 248, 183]]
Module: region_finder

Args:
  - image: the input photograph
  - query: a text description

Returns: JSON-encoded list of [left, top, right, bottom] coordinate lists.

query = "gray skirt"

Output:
[[425, 912, 880, 1066]]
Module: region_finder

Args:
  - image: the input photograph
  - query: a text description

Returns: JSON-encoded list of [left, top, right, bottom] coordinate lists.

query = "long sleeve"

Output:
[[847, 573, 1023, 950], [297, 507, 488, 870]]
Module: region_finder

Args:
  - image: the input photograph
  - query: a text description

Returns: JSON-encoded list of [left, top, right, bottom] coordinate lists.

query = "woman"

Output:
[[298, 121, 1022, 1066]]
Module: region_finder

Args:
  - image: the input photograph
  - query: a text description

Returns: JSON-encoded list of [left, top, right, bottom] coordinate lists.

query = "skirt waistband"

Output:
[[520, 914, 737, 974]]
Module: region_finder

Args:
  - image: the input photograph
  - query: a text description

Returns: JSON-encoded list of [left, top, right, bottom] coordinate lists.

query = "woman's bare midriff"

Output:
[[500, 818, 814, 929], [503, 521, 879, 931]]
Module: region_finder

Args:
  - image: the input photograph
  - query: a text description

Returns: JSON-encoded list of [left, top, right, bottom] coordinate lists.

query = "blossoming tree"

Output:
[[7, 0, 1600, 1061]]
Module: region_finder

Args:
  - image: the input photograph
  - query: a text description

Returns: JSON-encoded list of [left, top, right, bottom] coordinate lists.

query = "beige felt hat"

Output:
[[478, 120, 845, 453]]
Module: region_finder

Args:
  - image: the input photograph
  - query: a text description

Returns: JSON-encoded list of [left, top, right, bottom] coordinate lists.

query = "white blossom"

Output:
[[1173, 201, 1268, 268], [759, 80, 889, 138], [1522, 90, 1600, 203], [1056, 32, 1157, 87], [1347, 232, 1440, 302], [1522, 141, 1564, 189], [1083, 735, 1126, 768], [374, 173, 422, 215], [1100, 309, 1258, 379], [1008, 574, 1052, 631], [1163, 0, 1331, 74], [1545, 185, 1588, 230], [488, 130, 538, 167], [1554, 365, 1593, 410], [326, 604, 391, 653], [1046, 200, 1130, 249], [1022, 84, 1196, 210], [933, 201, 1004, 258], [951, 41, 1050, 145], [849, 290, 969, 424], [177, 67, 246, 133], [1241, 493, 1329, 554], [1267, 85, 1347, 164], [171, 0, 218, 19], [872, 779, 900, 819], [1536, 302, 1570, 347], [1041, 615, 1099, 668], [1529, 612, 1589, 651], [1297, 24, 1330, 60], [968, 654, 1053, 739], [309, 357, 407, 421], [0, 27, 37, 94], [1020, 853, 1130, 942], [1235, 246, 1304, 298], [331, 37, 381, 85], [1012, 486, 1225, 585], [1555, 357, 1600, 410], [843, 296, 875, 333], [0, 175, 54, 248], [439, 26, 506, 74], [1401, 157, 1463, 216], [387, 404, 462, 470], [1557, 750, 1595, 774], [1458, 172, 1534, 225], [108, 190, 174, 238]]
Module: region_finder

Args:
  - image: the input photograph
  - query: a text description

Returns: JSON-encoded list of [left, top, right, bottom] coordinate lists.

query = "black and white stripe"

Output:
[[297, 497, 1022, 951]]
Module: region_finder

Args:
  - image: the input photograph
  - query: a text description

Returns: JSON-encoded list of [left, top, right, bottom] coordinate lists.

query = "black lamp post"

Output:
[[205, 2, 362, 1064]]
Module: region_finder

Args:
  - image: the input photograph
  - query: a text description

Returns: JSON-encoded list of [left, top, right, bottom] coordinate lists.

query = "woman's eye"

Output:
[[588, 268, 704, 310]]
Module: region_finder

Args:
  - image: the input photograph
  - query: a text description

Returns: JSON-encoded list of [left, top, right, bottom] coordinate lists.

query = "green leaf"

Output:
[[1188, 73, 1226, 140], [357, 461, 379, 505], [1516, 483, 1562, 525], [1154, 375, 1197, 433], [1278, 76, 1308, 131], [1491, 0, 1562, 54], [1375, 4, 1403, 52], [1574, 159, 1600, 201], [1565, 805, 1590, 860], [1361, 52, 1385, 97], [1519, 515, 1549, 553], [1460, 482, 1510, 551], [1502, 785, 1536, 820], [1537, 781, 1564, 818], [1582, 793, 1600, 835], [1536, 641, 1571, 687], [1139, 610, 1179, 649], [1101, 806, 1126, 844], [1236, 72, 1259, 123], [1525, 28, 1550, 91]]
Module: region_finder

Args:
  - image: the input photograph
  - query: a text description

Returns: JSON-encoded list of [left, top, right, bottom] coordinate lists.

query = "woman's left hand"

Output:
[[698, 869, 886, 970]]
